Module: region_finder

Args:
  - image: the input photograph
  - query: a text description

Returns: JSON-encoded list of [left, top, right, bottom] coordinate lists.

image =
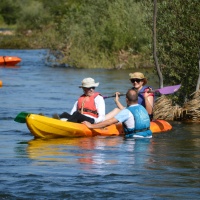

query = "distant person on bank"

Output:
[[83, 89, 152, 138]]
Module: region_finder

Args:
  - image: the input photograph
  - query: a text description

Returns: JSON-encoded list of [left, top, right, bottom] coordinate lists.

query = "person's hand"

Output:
[[143, 87, 153, 98], [114, 92, 120, 103], [82, 121, 93, 128]]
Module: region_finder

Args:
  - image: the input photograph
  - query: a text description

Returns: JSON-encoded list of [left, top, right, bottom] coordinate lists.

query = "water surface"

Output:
[[0, 49, 199, 199]]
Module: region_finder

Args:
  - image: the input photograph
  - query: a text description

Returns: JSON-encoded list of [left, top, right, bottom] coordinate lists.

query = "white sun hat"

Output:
[[79, 77, 99, 88]]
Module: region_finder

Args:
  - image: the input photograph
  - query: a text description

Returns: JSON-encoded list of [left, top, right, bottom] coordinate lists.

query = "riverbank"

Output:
[[0, 31, 45, 49], [0, 28, 14, 35], [0, 29, 153, 69]]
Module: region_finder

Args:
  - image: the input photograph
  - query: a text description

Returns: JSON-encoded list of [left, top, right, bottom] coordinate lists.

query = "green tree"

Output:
[[17, 0, 51, 30], [0, 0, 20, 24], [144, 0, 200, 105], [0, 0, 151, 69], [55, 0, 150, 68]]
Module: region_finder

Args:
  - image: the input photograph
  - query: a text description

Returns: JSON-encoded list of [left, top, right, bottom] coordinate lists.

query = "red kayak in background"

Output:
[[0, 56, 21, 66]]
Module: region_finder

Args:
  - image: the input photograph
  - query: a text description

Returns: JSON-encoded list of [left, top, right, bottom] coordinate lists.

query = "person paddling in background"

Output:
[[105, 72, 154, 121], [83, 89, 152, 138], [53, 77, 105, 124], [129, 72, 154, 120]]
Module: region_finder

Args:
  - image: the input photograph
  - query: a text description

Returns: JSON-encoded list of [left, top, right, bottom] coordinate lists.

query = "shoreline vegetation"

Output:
[[0, 29, 153, 69], [0, 0, 154, 69]]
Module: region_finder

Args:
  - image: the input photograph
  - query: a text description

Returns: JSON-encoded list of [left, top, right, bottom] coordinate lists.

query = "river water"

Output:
[[0, 49, 199, 199]]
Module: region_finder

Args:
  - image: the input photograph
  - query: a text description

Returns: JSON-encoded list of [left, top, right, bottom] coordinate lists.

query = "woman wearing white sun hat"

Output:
[[53, 77, 105, 124]]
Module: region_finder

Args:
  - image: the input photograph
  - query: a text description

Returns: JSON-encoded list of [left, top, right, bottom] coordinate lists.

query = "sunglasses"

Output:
[[130, 79, 143, 83], [83, 87, 95, 90]]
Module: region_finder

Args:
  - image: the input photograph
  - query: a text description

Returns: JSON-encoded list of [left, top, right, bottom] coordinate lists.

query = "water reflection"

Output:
[[0, 65, 20, 69], [27, 137, 153, 168], [27, 137, 123, 164]]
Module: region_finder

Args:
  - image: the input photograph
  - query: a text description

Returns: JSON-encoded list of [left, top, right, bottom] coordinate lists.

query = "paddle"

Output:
[[14, 112, 30, 123], [103, 84, 181, 99], [14, 84, 181, 123]]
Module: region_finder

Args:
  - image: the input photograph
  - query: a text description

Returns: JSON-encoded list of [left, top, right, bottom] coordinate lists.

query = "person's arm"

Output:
[[83, 108, 130, 129], [70, 101, 78, 114], [82, 117, 118, 129], [114, 92, 125, 110], [143, 89, 154, 115], [94, 95, 105, 123]]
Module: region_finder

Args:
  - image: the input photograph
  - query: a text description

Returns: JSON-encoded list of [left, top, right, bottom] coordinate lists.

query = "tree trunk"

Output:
[[196, 50, 200, 91], [153, 0, 163, 88]]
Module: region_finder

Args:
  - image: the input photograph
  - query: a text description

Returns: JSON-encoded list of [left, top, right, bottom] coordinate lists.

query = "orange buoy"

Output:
[[0, 80, 2, 87]]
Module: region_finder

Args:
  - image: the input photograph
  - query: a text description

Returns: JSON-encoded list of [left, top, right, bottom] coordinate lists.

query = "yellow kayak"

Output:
[[25, 114, 172, 139]]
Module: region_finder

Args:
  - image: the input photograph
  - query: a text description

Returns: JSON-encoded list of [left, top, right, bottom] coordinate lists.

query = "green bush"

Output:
[[57, 0, 150, 68], [0, 0, 151, 68]]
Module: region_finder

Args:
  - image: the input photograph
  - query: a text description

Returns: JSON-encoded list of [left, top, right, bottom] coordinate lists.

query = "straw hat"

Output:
[[79, 77, 99, 88], [129, 72, 147, 85]]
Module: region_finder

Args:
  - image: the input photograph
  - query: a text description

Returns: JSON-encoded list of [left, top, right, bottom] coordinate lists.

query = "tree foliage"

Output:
[[144, 0, 200, 105], [53, 0, 150, 68], [0, 0, 151, 68], [0, 0, 20, 24]]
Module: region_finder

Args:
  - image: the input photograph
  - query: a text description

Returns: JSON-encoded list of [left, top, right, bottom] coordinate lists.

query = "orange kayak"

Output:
[[0, 56, 21, 66], [25, 114, 172, 139]]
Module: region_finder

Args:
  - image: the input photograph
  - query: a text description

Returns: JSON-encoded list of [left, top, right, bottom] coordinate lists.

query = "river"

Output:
[[0, 49, 199, 199]]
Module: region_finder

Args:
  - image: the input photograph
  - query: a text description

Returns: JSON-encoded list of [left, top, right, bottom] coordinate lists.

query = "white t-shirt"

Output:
[[71, 95, 105, 123]]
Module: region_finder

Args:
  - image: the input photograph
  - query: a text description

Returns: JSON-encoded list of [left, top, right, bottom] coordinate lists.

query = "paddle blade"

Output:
[[156, 84, 181, 95], [14, 112, 30, 123]]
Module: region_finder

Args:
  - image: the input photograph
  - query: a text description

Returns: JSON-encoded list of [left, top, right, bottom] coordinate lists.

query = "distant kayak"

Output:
[[0, 56, 21, 66], [24, 114, 172, 139]]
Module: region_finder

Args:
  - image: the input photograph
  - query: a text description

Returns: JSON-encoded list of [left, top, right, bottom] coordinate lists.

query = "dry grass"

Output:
[[181, 90, 200, 122], [153, 95, 174, 120], [153, 90, 200, 122]]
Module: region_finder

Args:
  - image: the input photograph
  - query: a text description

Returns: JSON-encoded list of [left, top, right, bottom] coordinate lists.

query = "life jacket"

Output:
[[123, 105, 152, 138], [132, 86, 149, 107], [132, 86, 154, 121], [77, 92, 100, 118]]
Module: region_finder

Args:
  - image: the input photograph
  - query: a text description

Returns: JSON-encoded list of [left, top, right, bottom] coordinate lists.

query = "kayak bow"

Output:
[[0, 56, 21, 66]]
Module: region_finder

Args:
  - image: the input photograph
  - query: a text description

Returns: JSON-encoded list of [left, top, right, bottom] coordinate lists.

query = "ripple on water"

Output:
[[0, 49, 200, 199]]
